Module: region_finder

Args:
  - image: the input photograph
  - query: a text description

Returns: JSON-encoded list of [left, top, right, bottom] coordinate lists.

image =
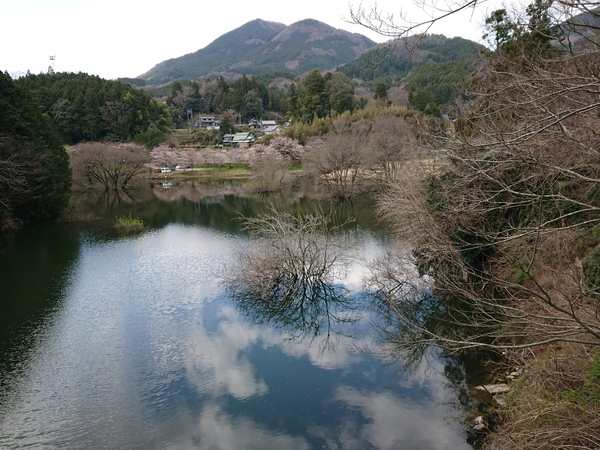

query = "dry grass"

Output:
[[484, 343, 600, 450]]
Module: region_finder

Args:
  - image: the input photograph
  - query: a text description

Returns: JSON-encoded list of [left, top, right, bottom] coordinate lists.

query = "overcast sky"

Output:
[[2, 0, 498, 80]]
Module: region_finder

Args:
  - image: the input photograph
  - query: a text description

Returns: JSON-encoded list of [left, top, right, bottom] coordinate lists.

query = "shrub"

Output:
[[114, 215, 145, 233]]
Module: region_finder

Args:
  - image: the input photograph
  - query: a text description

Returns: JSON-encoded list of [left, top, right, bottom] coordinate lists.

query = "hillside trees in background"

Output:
[[0, 71, 71, 225], [374, 82, 389, 104], [166, 75, 283, 124], [288, 70, 357, 123], [289, 69, 329, 122], [338, 35, 483, 114], [17, 72, 170, 145], [405, 60, 476, 115], [325, 72, 356, 115], [242, 90, 264, 122]]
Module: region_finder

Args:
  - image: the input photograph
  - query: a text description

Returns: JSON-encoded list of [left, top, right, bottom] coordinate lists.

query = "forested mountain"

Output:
[[17, 72, 170, 145], [555, 5, 600, 50], [338, 34, 484, 84], [139, 19, 377, 84], [139, 27, 485, 118], [338, 34, 485, 114]]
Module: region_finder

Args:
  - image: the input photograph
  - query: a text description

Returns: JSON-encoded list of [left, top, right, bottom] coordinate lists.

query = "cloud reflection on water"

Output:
[[0, 223, 472, 450]]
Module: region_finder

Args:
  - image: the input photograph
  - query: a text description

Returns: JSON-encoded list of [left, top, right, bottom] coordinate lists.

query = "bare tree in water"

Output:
[[71, 142, 149, 191], [223, 207, 359, 352]]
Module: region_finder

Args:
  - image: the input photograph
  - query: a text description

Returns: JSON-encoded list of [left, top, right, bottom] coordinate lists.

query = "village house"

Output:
[[231, 132, 256, 148], [248, 118, 280, 135], [194, 116, 220, 129], [222, 132, 256, 148]]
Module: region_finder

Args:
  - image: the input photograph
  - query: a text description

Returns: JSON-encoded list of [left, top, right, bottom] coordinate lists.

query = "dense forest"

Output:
[[17, 72, 170, 145], [339, 35, 484, 114], [0, 72, 71, 226]]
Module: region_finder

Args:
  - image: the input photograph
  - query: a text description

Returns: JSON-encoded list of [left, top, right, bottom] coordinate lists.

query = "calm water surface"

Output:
[[0, 183, 476, 449]]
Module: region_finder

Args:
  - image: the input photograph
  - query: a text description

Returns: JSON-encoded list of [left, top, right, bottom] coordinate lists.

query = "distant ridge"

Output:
[[138, 19, 377, 84], [338, 34, 485, 83]]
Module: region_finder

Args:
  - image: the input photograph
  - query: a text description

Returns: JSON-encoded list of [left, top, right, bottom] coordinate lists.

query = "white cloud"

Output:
[[309, 385, 471, 450], [165, 403, 312, 450]]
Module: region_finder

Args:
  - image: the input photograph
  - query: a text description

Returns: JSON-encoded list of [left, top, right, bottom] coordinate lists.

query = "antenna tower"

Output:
[[48, 55, 56, 74]]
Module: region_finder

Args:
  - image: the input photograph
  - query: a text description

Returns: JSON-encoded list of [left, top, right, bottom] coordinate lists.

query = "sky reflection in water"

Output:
[[0, 223, 472, 450]]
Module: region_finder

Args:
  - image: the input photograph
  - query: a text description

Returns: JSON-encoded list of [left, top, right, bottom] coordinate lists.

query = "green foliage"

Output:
[[117, 77, 147, 87], [134, 124, 166, 149], [339, 34, 483, 82], [219, 116, 235, 136], [288, 70, 356, 123], [510, 267, 532, 285], [114, 215, 145, 233], [282, 104, 415, 145], [283, 116, 333, 145], [583, 244, 600, 297], [242, 90, 263, 121], [179, 127, 221, 146], [406, 61, 477, 114], [562, 351, 600, 405], [374, 82, 388, 103], [483, 0, 560, 55], [326, 72, 355, 114], [293, 70, 329, 122], [0, 71, 71, 223], [16, 72, 170, 144], [338, 34, 483, 115]]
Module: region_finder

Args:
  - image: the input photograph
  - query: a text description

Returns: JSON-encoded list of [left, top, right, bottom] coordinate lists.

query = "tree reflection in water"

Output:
[[224, 207, 360, 353], [365, 247, 500, 371]]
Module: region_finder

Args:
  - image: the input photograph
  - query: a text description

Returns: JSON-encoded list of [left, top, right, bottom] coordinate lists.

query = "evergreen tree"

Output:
[[0, 71, 71, 223], [242, 90, 263, 121], [17, 72, 170, 144], [374, 82, 388, 103], [219, 116, 235, 137]]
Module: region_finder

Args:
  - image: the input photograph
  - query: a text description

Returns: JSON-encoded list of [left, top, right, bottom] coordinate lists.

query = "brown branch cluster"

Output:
[[0, 135, 50, 216], [368, 34, 600, 352], [71, 142, 149, 191], [223, 207, 359, 349]]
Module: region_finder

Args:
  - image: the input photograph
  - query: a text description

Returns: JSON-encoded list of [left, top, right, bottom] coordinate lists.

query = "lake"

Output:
[[0, 181, 480, 449]]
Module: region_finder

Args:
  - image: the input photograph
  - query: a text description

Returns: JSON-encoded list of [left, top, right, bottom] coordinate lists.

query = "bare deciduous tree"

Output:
[[246, 154, 288, 193], [223, 207, 359, 350], [351, 2, 600, 448], [234, 137, 305, 193], [365, 115, 418, 183], [0, 135, 50, 218], [71, 142, 149, 191], [304, 118, 371, 199], [367, 5, 600, 353]]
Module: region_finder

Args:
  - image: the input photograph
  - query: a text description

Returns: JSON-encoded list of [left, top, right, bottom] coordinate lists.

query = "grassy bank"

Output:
[[150, 164, 253, 181]]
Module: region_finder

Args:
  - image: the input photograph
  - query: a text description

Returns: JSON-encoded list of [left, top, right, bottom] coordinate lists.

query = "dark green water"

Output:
[[0, 182, 478, 449]]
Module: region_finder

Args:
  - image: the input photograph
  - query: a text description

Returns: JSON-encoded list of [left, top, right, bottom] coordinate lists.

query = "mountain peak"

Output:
[[139, 18, 377, 84]]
